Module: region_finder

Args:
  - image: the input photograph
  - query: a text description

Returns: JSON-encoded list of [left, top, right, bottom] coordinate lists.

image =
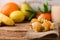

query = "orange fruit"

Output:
[[44, 13, 51, 21], [0, 2, 19, 16], [35, 12, 51, 21]]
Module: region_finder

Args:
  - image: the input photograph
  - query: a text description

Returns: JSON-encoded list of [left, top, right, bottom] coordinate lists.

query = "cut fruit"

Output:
[[42, 20, 51, 31], [31, 18, 38, 24], [38, 14, 45, 23], [0, 13, 15, 26], [32, 22, 42, 32]]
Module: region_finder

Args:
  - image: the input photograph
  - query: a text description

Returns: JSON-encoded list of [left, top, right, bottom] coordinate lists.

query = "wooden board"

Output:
[[0, 22, 30, 40], [0, 22, 30, 31], [0, 22, 59, 40]]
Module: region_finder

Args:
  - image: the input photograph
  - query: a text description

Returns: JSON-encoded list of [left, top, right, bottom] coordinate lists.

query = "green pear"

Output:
[[21, 2, 33, 19]]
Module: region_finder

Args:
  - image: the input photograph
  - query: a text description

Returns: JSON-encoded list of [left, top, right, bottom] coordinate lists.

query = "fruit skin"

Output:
[[0, 2, 19, 16], [35, 12, 41, 18], [36, 13, 51, 21], [31, 18, 38, 24], [21, 2, 32, 19], [38, 14, 45, 23], [32, 22, 42, 32], [42, 20, 51, 31], [9, 11, 25, 22], [0, 13, 15, 26], [44, 13, 51, 21]]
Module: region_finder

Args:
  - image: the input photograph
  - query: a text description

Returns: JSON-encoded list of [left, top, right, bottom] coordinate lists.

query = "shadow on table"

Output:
[[29, 34, 58, 40]]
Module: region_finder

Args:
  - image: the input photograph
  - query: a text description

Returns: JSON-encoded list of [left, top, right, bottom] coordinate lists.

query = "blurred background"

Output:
[[0, 0, 60, 10]]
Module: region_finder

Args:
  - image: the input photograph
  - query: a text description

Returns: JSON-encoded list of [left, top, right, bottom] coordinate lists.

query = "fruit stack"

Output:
[[0, 1, 54, 32], [31, 14, 54, 32], [0, 2, 33, 26]]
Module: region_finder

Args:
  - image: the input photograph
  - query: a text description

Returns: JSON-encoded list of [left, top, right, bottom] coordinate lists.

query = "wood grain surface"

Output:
[[0, 22, 59, 40], [0, 22, 30, 40]]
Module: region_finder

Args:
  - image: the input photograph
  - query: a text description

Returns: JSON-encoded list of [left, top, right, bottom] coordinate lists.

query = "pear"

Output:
[[21, 2, 33, 19]]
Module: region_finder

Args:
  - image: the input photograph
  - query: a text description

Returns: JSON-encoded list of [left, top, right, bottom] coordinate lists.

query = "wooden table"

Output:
[[0, 22, 29, 40], [0, 22, 59, 40]]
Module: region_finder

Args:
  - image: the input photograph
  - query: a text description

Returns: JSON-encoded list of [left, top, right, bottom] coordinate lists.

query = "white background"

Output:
[[0, 0, 60, 10]]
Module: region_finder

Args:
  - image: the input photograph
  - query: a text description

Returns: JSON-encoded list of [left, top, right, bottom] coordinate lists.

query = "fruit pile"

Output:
[[0, 2, 33, 26], [0, 1, 52, 30], [31, 14, 54, 32]]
